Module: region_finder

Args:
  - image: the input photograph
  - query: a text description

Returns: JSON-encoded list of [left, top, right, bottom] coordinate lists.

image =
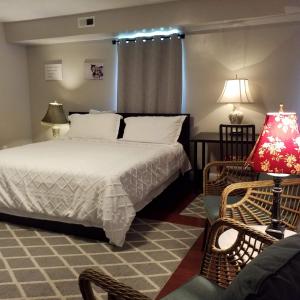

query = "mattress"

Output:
[[0, 138, 190, 246]]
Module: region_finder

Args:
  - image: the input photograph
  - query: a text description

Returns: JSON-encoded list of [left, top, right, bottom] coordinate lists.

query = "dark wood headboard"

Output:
[[69, 112, 190, 158]]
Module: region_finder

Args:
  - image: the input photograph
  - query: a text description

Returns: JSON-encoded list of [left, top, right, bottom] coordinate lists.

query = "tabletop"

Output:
[[190, 132, 220, 142], [191, 131, 259, 142], [218, 225, 296, 250]]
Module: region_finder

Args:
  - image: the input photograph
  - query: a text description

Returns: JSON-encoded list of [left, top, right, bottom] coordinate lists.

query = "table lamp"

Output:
[[41, 101, 68, 137], [246, 105, 300, 239], [217, 75, 254, 124]]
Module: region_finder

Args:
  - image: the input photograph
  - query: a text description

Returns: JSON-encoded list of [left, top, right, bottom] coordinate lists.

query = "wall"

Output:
[[185, 22, 300, 165], [5, 0, 285, 43], [27, 40, 116, 141], [27, 21, 300, 165], [186, 23, 300, 131], [0, 23, 31, 147]]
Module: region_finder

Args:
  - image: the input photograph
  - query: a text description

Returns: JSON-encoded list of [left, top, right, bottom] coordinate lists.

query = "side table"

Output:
[[218, 225, 296, 251], [190, 132, 220, 175]]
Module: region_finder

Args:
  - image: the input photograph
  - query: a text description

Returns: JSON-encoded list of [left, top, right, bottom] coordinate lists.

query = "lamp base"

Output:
[[52, 126, 60, 138], [266, 222, 285, 239], [229, 104, 243, 124], [265, 175, 287, 239]]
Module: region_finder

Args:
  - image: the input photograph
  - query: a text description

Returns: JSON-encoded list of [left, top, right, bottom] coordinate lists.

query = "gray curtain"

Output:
[[117, 34, 182, 113]]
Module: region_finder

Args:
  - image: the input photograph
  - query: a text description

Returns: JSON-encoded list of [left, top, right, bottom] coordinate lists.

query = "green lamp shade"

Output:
[[41, 102, 68, 125]]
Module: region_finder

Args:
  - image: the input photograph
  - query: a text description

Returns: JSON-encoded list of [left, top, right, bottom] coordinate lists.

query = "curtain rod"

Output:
[[112, 33, 185, 44]]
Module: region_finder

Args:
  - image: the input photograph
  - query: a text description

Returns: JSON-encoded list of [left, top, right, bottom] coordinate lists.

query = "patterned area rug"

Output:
[[180, 195, 207, 219], [0, 218, 202, 299]]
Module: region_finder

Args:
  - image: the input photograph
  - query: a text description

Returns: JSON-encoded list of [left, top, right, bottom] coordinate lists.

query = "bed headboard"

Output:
[[69, 112, 190, 158]]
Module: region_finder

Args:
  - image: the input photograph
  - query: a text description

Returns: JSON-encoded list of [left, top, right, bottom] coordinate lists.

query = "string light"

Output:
[[111, 29, 185, 44], [116, 28, 181, 40]]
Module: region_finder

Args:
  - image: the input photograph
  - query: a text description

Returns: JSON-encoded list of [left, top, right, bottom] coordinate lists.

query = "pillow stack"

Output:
[[122, 116, 186, 144], [67, 112, 186, 144], [67, 113, 122, 140]]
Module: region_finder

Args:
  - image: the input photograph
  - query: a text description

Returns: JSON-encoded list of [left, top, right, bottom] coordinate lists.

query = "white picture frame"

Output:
[[85, 60, 104, 80], [45, 61, 63, 81]]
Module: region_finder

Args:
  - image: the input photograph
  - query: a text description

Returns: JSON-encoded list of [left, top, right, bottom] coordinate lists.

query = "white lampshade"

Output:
[[217, 78, 254, 104]]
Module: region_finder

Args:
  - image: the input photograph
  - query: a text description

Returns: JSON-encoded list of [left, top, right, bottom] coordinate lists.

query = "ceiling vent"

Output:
[[78, 16, 95, 28]]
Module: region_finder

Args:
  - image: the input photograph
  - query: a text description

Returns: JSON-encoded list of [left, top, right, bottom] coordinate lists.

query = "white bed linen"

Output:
[[0, 139, 190, 246]]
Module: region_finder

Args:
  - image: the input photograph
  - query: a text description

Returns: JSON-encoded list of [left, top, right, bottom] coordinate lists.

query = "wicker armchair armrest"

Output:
[[207, 217, 276, 248], [219, 179, 273, 218], [79, 268, 151, 300], [203, 160, 255, 195], [200, 218, 276, 288], [219, 178, 300, 218]]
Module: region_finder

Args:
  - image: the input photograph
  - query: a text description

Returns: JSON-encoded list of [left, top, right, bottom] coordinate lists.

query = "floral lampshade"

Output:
[[246, 110, 300, 175]]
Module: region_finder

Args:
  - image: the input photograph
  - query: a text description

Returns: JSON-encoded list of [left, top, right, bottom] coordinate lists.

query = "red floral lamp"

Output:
[[246, 105, 300, 239]]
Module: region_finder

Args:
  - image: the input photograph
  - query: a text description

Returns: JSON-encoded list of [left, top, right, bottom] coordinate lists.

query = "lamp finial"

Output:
[[279, 104, 284, 112]]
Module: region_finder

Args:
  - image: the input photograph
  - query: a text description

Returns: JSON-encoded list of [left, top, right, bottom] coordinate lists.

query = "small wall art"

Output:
[[85, 59, 104, 80], [44, 60, 63, 80]]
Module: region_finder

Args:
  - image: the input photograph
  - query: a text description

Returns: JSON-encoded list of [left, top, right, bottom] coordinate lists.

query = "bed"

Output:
[[0, 112, 190, 246]]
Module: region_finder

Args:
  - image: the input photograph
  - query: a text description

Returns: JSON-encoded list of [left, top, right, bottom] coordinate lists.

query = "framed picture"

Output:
[[45, 60, 63, 80], [85, 60, 103, 80]]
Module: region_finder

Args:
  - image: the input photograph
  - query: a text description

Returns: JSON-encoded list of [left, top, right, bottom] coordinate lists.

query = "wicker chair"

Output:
[[201, 160, 258, 246], [203, 160, 257, 196], [219, 178, 300, 231], [79, 218, 276, 300]]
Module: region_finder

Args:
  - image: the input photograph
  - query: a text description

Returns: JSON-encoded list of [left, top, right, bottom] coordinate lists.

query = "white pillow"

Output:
[[123, 116, 186, 144], [89, 109, 115, 114], [67, 113, 122, 140]]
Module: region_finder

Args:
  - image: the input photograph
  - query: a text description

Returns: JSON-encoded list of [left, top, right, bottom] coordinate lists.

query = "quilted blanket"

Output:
[[0, 139, 190, 246]]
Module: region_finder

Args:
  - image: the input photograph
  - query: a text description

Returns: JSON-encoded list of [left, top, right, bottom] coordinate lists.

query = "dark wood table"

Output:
[[190, 132, 221, 173], [190, 132, 258, 173]]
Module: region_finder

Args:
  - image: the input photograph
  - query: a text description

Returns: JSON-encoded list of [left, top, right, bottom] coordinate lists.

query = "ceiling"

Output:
[[0, 0, 178, 22]]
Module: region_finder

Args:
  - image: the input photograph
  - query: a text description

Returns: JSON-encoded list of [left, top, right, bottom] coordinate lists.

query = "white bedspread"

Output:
[[0, 139, 190, 246]]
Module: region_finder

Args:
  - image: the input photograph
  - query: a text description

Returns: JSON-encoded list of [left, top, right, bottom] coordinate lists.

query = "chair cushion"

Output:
[[162, 275, 225, 300], [203, 195, 241, 223], [222, 234, 300, 300]]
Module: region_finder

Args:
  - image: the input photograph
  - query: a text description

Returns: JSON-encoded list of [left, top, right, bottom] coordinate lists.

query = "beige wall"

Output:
[[1, 0, 300, 169], [28, 22, 300, 139], [27, 40, 116, 141], [186, 23, 300, 135], [5, 0, 285, 43], [185, 23, 300, 165], [26, 21, 300, 167], [0, 23, 31, 147]]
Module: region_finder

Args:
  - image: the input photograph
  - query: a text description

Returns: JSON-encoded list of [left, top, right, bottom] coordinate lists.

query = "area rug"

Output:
[[0, 218, 202, 299], [180, 195, 207, 219]]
